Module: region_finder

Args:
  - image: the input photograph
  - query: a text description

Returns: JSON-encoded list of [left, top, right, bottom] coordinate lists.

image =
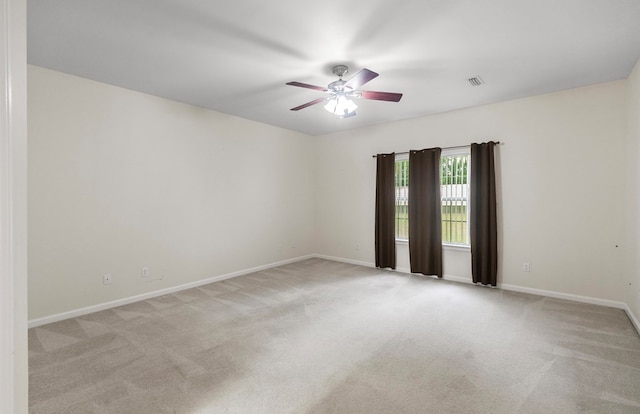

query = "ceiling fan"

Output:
[[286, 65, 403, 118]]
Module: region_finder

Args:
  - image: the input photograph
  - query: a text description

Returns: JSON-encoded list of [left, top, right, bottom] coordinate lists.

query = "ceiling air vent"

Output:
[[467, 77, 484, 86]]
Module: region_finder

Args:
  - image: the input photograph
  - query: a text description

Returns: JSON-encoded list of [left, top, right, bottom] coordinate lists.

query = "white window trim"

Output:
[[443, 242, 471, 251], [441, 146, 470, 157], [395, 239, 470, 251]]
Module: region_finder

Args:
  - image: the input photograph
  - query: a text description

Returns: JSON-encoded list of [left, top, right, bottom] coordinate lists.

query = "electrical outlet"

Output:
[[103, 274, 112, 285], [142, 267, 150, 277], [523, 262, 530, 272]]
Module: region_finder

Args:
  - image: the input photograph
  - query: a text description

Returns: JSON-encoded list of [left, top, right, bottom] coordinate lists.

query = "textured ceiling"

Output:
[[28, 0, 640, 136]]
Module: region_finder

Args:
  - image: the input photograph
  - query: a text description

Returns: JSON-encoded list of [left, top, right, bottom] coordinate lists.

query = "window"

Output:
[[394, 149, 470, 246], [394, 157, 409, 240], [440, 150, 469, 245]]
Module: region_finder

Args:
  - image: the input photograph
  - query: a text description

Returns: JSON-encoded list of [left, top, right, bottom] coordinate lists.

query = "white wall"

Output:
[[28, 66, 315, 320], [626, 58, 640, 323], [315, 81, 629, 303]]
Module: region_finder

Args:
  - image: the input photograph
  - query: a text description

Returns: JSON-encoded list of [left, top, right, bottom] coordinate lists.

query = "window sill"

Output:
[[443, 243, 471, 252], [395, 239, 470, 252]]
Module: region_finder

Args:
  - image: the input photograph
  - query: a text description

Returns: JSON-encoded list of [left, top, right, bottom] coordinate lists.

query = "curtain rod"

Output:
[[371, 141, 501, 158]]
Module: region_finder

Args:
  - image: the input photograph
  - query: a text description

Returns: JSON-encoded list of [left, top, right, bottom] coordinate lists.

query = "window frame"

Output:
[[440, 147, 470, 248], [394, 153, 409, 243]]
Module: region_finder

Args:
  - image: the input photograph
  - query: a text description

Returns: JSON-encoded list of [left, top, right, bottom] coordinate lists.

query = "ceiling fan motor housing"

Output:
[[328, 79, 349, 93]]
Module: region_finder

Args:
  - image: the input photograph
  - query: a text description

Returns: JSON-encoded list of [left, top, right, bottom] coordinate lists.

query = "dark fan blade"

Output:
[[344, 68, 379, 90], [360, 90, 403, 102], [286, 81, 327, 91], [290, 97, 325, 111]]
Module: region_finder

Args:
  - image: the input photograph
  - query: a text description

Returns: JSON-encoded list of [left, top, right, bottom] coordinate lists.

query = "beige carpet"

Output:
[[29, 258, 640, 413]]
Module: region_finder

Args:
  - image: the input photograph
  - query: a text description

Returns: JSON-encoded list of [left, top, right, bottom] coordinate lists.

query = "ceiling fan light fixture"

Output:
[[324, 95, 358, 118]]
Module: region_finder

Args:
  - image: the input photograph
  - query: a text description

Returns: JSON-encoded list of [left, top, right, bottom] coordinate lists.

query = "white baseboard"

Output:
[[312, 254, 375, 269], [624, 303, 640, 334], [28, 253, 640, 337], [28, 254, 315, 328], [498, 282, 627, 310]]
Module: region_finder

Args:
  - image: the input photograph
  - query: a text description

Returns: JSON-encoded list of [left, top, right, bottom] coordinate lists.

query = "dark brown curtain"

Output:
[[375, 153, 396, 269], [470, 142, 498, 286], [408, 148, 442, 277]]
